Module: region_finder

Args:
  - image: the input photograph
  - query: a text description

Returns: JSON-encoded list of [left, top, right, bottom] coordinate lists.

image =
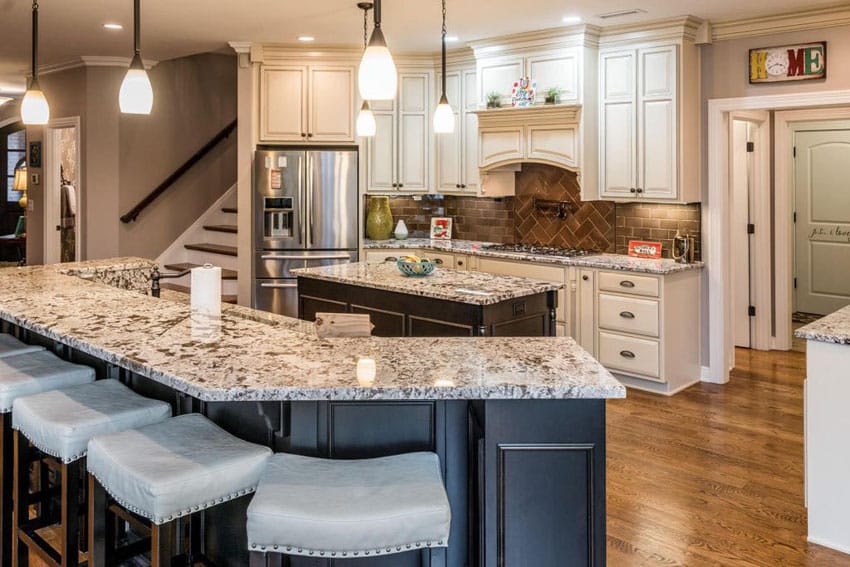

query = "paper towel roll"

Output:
[[191, 264, 221, 318]]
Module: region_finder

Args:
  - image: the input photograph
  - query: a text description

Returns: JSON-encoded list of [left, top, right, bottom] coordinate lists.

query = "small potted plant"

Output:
[[544, 87, 560, 105], [486, 91, 502, 109]]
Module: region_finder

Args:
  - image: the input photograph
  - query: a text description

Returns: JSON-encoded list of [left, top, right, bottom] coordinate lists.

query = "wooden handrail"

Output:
[[120, 119, 237, 223]]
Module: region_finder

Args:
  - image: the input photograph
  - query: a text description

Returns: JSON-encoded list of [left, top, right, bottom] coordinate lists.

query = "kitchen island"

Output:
[[0, 258, 624, 566], [293, 261, 563, 337]]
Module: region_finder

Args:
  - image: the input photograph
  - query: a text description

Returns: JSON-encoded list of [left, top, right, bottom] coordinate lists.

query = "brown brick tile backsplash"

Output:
[[370, 164, 701, 259]]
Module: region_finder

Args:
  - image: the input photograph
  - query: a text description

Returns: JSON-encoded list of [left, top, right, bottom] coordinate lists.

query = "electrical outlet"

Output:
[[27, 199, 34, 212], [30, 173, 40, 185]]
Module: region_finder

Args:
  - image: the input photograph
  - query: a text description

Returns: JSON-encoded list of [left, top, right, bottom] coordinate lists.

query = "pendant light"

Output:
[[433, 0, 455, 134], [356, 3, 377, 137], [21, 0, 49, 125], [358, 0, 397, 101], [119, 0, 153, 114]]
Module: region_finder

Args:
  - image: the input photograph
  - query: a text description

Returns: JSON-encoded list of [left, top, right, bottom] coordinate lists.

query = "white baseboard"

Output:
[[807, 536, 850, 556]]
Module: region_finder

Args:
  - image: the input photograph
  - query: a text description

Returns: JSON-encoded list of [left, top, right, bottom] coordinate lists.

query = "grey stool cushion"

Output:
[[247, 452, 451, 558], [0, 334, 43, 358], [0, 351, 95, 413], [87, 413, 272, 525], [12, 380, 171, 463]]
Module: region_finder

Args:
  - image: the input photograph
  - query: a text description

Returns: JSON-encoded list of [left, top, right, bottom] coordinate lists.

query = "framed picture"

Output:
[[28, 141, 42, 168], [749, 42, 827, 84], [430, 217, 453, 240]]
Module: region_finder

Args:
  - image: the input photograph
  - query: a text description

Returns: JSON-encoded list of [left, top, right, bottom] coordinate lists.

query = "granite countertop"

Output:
[[794, 306, 850, 345], [293, 261, 563, 305], [364, 238, 704, 275], [0, 258, 625, 401]]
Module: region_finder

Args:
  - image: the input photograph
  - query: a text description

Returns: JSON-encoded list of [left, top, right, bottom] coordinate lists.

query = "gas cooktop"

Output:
[[481, 244, 596, 258]]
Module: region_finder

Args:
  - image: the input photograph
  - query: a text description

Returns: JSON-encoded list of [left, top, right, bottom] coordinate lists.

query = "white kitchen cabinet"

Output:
[[462, 70, 480, 193], [477, 56, 523, 106], [260, 65, 354, 143], [436, 68, 481, 195], [598, 39, 699, 203], [576, 269, 596, 355], [476, 49, 581, 107], [366, 71, 432, 193], [478, 126, 525, 168]]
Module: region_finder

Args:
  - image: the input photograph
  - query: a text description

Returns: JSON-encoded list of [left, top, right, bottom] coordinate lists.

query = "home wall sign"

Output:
[[749, 42, 826, 84]]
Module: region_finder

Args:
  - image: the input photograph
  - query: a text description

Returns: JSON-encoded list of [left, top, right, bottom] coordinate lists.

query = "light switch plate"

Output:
[[30, 173, 40, 185]]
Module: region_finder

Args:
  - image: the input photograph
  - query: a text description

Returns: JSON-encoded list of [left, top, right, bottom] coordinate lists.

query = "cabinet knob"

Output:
[[457, 260, 464, 266], [461, 184, 466, 189], [307, 133, 313, 138], [630, 188, 637, 193], [456, 184, 461, 189], [582, 275, 589, 281], [636, 188, 644, 194], [398, 183, 404, 188], [392, 183, 398, 188], [301, 133, 307, 137]]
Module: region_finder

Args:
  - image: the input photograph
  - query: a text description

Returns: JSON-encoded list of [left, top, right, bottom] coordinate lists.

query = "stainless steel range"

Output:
[[482, 244, 596, 258]]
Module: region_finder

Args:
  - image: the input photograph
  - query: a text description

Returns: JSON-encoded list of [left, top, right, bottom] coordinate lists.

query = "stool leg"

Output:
[[248, 551, 267, 567], [60, 462, 81, 567], [150, 521, 174, 567], [1, 414, 13, 567], [12, 432, 28, 567], [87, 475, 113, 567]]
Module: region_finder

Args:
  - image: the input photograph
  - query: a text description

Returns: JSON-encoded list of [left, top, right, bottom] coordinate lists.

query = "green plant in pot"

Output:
[[366, 196, 394, 240], [545, 87, 560, 104], [486, 90, 502, 109]]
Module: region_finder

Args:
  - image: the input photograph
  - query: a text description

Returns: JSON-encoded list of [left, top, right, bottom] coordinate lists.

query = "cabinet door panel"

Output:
[[601, 102, 635, 197], [308, 66, 354, 142], [528, 51, 579, 102], [462, 69, 480, 192], [366, 113, 397, 192], [260, 66, 307, 142], [436, 72, 462, 191], [400, 74, 428, 113], [399, 114, 428, 190], [640, 47, 675, 99], [640, 99, 676, 199], [601, 51, 634, 101], [479, 127, 524, 168], [527, 125, 577, 169], [478, 58, 523, 105]]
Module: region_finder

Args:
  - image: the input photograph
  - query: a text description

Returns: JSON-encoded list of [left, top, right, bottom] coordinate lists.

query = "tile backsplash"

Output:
[[372, 164, 701, 259]]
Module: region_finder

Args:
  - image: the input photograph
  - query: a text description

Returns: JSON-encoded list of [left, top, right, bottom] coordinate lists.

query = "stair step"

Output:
[[164, 263, 238, 280], [184, 243, 237, 257], [160, 283, 237, 304], [203, 224, 238, 234], [221, 207, 238, 214]]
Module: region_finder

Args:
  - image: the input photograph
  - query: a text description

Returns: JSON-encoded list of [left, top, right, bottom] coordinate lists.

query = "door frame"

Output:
[[706, 90, 850, 384], [42, 116, 81, 264], [775, 109, 850, 349]]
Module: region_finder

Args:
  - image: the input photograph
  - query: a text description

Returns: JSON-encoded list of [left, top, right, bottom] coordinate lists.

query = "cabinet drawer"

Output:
[[598, 331, 660, 379], [598, 293, 659, 337], [598, 271, 659, 297]]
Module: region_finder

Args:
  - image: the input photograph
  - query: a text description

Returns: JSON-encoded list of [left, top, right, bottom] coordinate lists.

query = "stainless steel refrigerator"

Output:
[[253, 147, 359, 317]]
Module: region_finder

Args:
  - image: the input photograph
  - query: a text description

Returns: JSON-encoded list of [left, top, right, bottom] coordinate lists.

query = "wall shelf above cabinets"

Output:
[[260, 64, 356, 143]]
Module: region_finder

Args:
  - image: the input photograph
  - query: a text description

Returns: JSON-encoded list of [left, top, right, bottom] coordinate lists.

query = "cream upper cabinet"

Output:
[[260, 64, 355, 143], [527, 50, 580, 103], [462, 69, 480, 193], [436, 67, 481, 194], [598, 39, 700, 203], [477, 56, 523, 106], [365, 70, 432, 193]]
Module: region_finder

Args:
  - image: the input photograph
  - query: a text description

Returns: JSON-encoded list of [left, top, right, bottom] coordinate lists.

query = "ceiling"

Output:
[[0, 0, 842, 93]]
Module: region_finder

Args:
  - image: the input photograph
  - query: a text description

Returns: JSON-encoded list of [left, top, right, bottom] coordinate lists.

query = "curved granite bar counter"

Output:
[[0, 258, 624, 567]]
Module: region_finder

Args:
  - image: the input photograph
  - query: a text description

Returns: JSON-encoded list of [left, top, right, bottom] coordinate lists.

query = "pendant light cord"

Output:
[[374, 0, 381, 29], [440, 0, 447, 97], [134, 0, 141, 56], [31, 0, 38, 80], [363, 5, 369, 48]]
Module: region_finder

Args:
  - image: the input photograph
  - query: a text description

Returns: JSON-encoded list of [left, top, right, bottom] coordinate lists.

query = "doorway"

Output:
[[43, 118, 81, 264], [792, 122, 850, 317]]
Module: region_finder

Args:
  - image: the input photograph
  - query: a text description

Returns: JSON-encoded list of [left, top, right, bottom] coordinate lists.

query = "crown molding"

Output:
[[228, 41, 252, 54], [598, 15, 703, 47], [37, 56, 158, 77], [469, 24, 601, 57], [711, 3, 850, 41]]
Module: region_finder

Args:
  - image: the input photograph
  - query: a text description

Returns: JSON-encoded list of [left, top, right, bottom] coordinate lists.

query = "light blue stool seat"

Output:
[[0, 334, 43, 359], [12, 379, 172, 463], [87, 413, 272, 524], [0, 350, 95, 413], [247, 452, 451, 559]]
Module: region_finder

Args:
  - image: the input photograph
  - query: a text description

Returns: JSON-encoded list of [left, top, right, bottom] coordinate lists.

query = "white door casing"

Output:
[[794, 127, 850, 315], [730, 120, 754, 348], [43, 117, 82, 265]]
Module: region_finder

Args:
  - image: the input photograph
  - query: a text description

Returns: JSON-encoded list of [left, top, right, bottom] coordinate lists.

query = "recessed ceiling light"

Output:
[[103, 23, 124, 30], [445, 35, 459, 42], [562, 16, 581, 24], [298, 36, 316, 42]]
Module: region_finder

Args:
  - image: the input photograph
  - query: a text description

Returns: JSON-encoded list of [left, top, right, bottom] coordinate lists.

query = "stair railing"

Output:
[[120, 119, 237, 223]]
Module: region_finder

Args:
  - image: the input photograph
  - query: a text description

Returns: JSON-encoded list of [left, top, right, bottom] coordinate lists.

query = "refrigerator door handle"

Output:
[[260, 282, 298, 289], [306, 153, 314, 247], [261, 254, 352, 261]]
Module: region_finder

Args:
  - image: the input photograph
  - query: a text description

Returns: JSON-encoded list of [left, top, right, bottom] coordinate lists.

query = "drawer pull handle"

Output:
[[619, 350, 636, 359], [619, 280, 635, 288], [433, 258, 444, 265], [619, 311, 635, 319], [384, 256, 398, 262]]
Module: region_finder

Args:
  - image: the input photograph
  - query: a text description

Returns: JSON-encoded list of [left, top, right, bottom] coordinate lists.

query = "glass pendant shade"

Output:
[[21, 80, 49, 125], [433, 94, 455, 134], [358, 28, 397, 100], [356, 101, 377, 137], [120, 55, 153, 114]]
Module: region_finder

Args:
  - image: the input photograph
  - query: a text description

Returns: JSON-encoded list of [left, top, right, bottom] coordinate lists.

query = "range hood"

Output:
[[474, 104, 583, 176]]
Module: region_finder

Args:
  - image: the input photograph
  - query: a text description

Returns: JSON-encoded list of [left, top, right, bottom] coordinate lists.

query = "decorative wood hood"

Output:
[[474, 104, 583, 176]]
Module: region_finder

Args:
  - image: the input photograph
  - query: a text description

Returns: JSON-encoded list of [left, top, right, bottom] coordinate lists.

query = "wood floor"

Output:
[[28, 347, 850, 566], [607, 347, 850, 566]]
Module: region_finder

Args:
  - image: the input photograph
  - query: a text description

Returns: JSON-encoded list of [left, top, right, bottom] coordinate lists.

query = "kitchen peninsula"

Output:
[[0, 258, 624, 566], [294, 261, 562, 336]]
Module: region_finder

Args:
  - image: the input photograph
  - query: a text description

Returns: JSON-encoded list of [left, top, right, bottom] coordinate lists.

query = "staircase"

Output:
[[155, 185, 240, 304]]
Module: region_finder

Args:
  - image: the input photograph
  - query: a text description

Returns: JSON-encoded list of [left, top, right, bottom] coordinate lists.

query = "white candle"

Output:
[[356, 358, 377, 386]]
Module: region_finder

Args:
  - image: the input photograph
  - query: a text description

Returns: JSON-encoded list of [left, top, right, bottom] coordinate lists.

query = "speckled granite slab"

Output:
[[293, 262, 563, 305], [365, 239, 703, 275], [0, 259, 625, 401], [795, 306, 850, 345]]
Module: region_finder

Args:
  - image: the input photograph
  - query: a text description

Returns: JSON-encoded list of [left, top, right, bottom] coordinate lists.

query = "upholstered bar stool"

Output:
[[86, 413, 272, 567], [11, 379, 172, 567], [246, 452, 451, 564], [0, 349, 95, 567]]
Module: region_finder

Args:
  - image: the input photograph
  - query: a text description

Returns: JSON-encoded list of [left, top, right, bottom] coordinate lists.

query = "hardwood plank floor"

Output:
[[607, 347, 850, 566], [28, 347, 850, 566]]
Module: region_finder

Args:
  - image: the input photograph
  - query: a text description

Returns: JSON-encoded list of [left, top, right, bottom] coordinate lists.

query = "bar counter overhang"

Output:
[[0, 258, 625, 566]]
